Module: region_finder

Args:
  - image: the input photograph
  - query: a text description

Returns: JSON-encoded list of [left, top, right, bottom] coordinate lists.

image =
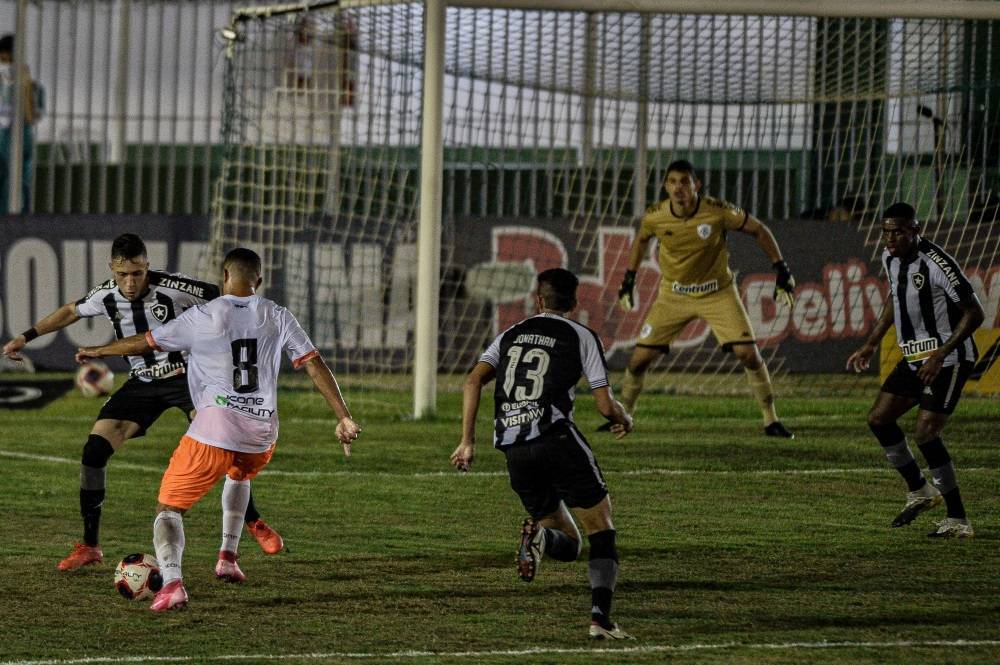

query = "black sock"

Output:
[[80, 435, 114, 546], [80, 489, 105, 546], [542, 528, 579, 562], [588, 529, 619, 628], [897, 461, 927, 492], [942, 487, 966, 519], [244, 491, 261, 524]]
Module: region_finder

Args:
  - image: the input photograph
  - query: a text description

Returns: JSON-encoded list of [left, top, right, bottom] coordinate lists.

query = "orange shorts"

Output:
[[158, 435, 275, 510]]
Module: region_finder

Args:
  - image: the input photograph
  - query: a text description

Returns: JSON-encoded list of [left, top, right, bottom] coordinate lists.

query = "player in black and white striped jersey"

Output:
[[847, 203, 985, 538], [451, 268, 635, 640], [1, 233, 284, 569]]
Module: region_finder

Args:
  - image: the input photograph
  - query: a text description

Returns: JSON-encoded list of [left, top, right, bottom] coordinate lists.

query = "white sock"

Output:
[[221, 477, 251, 556], [153, 510, 185, 584]]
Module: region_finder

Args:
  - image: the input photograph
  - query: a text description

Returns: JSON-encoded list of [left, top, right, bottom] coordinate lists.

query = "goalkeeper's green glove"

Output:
[[618, 270, 637, 311], [773, 260, 796, 308]]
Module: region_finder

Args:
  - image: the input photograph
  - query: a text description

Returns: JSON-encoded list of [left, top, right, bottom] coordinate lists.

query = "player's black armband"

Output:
[[21, 327, 39, 342]]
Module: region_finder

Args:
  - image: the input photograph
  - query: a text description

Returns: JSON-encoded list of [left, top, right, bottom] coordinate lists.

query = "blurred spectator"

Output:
[[800, 193, 870, 224], [0, 33, 36, 214]]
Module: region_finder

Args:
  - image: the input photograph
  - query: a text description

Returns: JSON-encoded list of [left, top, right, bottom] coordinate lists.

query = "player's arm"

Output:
[[451, 361, 496, 472], [2, 302, 82, 360], [76, 332, 153, 364], [618, 229, 653, 312], [916, 295, 985, 385], [592, 386, 633, 440], [846, 302, 895, 373], [738, 215, 796, 308], [301, 354, 360, 456]]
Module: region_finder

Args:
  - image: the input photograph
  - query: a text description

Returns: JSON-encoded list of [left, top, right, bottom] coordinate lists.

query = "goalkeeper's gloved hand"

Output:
[[773, 260, 796, 308], [618, 270, 637, 311]]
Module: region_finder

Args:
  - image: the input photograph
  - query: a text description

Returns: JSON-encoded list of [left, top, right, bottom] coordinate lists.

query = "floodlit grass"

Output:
[[0, 373, 998, 664]]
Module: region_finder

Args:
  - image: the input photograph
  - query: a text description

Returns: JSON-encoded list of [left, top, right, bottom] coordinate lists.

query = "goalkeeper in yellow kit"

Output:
[[615, 160, 796, 438]]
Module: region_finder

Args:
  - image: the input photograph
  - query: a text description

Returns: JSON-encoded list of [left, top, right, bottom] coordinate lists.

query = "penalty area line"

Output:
[[5, 639, 1000, 665], [0, 450, 995, 480]]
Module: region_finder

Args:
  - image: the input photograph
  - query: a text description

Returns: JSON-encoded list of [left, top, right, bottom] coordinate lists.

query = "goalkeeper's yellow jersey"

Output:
[[637, 194, 749, 297]]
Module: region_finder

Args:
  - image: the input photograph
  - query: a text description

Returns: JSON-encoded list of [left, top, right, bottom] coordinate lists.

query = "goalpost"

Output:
[[210, 0, 1000, 416]]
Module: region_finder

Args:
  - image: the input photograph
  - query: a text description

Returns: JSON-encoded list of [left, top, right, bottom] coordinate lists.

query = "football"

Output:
[[75, 361, 114, 397], [114, 553, 163, 600]]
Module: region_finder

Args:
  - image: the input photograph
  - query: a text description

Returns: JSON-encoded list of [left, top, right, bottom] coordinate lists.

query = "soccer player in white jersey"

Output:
[[1, 233, 284, 570], [76, 248, 360, 611], [451, 268, 634, 640], [847, 203, 984, 538]]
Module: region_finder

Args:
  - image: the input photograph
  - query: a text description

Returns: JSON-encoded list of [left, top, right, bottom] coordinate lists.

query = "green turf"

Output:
[[0, 374, 998, 664]]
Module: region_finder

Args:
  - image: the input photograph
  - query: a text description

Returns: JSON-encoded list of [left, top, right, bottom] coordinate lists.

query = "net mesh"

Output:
[[210, 3, 999, 393]]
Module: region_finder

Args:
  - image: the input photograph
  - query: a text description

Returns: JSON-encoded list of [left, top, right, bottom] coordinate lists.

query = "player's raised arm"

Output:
[[301, 354, 359, 456], [76, 332, 154, 365], [451, 361, 496, 472], [2, 302, 80, 360], [618, 227, 653, 312]]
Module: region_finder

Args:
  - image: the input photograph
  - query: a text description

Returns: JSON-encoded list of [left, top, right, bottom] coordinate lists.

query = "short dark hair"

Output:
[[0, 35, 13, 55], [536, 268, 578, 312], [110, 233, 147, 262], [665, 159, 697, 178], [882, 202, 919, 228], [224, 247, 262, 278]]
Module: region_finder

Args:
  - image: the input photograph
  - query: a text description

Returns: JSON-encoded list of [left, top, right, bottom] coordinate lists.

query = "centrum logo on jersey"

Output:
[[901, 337, 938, 362], [215, 395, 229, 406]]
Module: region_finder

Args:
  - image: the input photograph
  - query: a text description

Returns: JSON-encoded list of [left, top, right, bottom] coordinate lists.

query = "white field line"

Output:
[[4, 639, 1000, 665], [0, 449, 994, 480]]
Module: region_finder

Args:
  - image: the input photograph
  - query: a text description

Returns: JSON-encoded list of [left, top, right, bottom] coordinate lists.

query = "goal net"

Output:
[[210, 2, 1000, 395]]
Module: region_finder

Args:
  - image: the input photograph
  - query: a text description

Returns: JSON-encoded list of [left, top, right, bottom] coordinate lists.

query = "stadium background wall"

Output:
[[1, 215, 997, 383]]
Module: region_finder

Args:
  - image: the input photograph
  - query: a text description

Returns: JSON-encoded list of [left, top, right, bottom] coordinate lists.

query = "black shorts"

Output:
[[881, 360, 974, 415], [96, 374, 194, 437], [503, 423, 608, 519]]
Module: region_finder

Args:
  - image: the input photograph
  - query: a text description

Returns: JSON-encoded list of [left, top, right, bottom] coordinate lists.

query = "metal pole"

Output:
[[9, 0, 28, 213], [413, 0, 445, 418], [633, 14, 650, 218]]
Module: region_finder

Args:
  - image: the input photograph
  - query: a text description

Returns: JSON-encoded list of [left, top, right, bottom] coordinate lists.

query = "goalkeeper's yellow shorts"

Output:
[[637, 282, 756, 350]]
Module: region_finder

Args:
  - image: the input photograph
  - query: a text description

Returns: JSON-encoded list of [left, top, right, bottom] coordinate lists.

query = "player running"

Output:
[[1, 233, 284, 570], [77, 247, 360, 611], [451, 268, 634, 640]]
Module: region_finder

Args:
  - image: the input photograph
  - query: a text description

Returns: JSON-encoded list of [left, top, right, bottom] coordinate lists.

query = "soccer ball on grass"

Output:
[[75, 361, 114, 397], [114, 553, 163, 600]]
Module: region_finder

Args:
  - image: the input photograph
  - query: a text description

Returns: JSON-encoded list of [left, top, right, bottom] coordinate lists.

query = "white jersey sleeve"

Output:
[[479, 333, 503, 368], [147, 304, 207, 352], [74, 279, 116, 318], [280, 308, 319, 368], [578, 327, 610, 390]]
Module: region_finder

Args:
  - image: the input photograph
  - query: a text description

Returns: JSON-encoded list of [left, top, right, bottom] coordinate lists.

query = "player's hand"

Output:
[[1, 337, 25, 361], [450, 441, 475, 472], [75, 347, 103, 364], [845, 344, 875, 373], [917, 351, 945, 386], [611, 400, 633, 440], [618, 270, 637, 312], [335, 417, 360, 456], [773, 261, 796, 308]]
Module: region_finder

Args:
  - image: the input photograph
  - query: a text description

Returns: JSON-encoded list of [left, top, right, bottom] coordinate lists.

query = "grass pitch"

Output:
[[0, 374, 998, 665]]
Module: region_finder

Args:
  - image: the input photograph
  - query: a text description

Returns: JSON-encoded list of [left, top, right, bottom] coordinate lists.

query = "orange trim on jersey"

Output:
[[145, 330, 162, 352], [292, 349, 320, 369], [158, 435, 275, 510]]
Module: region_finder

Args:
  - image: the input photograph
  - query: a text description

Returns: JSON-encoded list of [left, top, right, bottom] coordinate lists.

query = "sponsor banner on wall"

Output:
[[1, 215, 997, 374]]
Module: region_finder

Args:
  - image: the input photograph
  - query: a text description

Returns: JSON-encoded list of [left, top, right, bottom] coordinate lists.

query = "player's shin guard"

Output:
[[154, 510, 186, 584], [871, 423, 925, 492], [542, 528, 581, 562], [221, 477, 251, 555], [587, 530, 619, 627], [621, 370, 643, 414], [80, 435, 114, 546], [919, 437, 965, 519], [744, 366, 778, 425]]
